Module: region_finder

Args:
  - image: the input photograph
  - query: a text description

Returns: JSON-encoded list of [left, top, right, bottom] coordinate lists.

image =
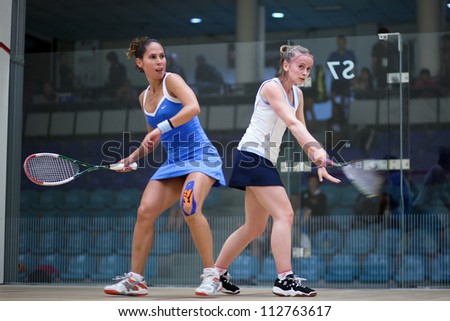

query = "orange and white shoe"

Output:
[[104, 272, 148, 296], [195, 267, 222, 296]]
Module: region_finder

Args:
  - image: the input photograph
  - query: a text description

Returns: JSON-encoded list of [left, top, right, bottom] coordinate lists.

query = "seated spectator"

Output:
[[414, 146, 450, 215], [43, 82, 58, 103], [33, 81, 58, 104], [116, 79, 138, 103], [195, 54, 224, 95], [412, 68, 441, 98], [353, 67, 374, 97], [301, 175, 328, 216], [299, 174, 335, 233]]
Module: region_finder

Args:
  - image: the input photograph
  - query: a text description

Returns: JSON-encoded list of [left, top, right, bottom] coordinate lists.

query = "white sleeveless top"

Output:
[[238, 77, 300, 165]]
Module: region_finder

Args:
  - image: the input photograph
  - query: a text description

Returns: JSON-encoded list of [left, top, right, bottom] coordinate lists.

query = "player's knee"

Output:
[[180, 180, 197, 216], [137, 204, 149, 218], [274, 209, 294, 226], [180, 201, 195, 216], [286, 209, 294, 226], [137, 203, 157, 223]]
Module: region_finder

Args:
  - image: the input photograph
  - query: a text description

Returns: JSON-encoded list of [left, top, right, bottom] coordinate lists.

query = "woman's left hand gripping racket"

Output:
[[23, 153, 138, 186]]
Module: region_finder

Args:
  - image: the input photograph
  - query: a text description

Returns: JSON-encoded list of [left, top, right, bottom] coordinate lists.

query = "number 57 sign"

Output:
[[327, 60, 355, 80]]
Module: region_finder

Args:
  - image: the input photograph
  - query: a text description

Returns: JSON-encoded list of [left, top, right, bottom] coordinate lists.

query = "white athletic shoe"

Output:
[[195, 267, 222, 296], [104, 272, 148, 296]]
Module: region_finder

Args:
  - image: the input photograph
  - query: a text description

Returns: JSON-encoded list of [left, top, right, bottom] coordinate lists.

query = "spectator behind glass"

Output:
[[194, 54, 224, 95], [300, 174, 335, 233], [327, 35, 358, 122], [58, 53, 74, 92], [353, 67, 374, 98], [44, 82, 58, 103], [414, 146, 450, 215], [33, 81, 58, 104], [301, 174, 328, 216], [302, 64, 329, 127], [353, 154, 415, 229], [167, 52, 186, 80], [412, 68, 441, 98], [105, 51, 127, 96], [115, 79, 138, 103], [371, 27, 399, 89]]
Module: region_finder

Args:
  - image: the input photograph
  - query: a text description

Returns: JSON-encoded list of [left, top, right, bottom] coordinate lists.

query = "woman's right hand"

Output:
[[317, 167, 341, 184], [311, 148, 328, 168], [312, 149, 341, 184], [116, 158, 135, 172]]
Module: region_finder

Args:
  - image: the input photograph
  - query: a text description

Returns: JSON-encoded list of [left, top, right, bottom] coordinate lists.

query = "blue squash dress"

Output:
[[142, 73, 225, 187]]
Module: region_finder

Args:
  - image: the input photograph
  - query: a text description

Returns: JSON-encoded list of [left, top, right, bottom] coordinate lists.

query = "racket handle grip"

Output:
[[109, 162, 138, 171]]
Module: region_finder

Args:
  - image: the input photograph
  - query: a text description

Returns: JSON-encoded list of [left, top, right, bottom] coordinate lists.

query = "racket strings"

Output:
[[25, 156, 79, 183], [342, 164, 385, 198]]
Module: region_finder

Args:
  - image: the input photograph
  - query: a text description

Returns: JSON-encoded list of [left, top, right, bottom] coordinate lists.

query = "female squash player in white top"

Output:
[[215, 44, 341, 297], [104, 37, 225, 296]]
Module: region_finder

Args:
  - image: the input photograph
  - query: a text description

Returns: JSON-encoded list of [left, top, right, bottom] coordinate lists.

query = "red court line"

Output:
[[0, 42, 11, 54]]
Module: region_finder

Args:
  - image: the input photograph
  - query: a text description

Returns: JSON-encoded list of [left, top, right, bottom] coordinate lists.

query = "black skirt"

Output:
[[228, 150, 284, 190]]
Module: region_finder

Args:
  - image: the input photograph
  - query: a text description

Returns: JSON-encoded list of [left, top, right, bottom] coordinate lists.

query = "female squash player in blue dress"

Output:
[[214, 44, 340, 297], [104, 37, 225, 296]]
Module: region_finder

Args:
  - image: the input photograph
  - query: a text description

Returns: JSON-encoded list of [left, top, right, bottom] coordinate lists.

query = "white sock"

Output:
[[203, 267, 219, 276], [129, 272, 144, 281], [278, 270, 293, 280], [215, 265, 228, 276]]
